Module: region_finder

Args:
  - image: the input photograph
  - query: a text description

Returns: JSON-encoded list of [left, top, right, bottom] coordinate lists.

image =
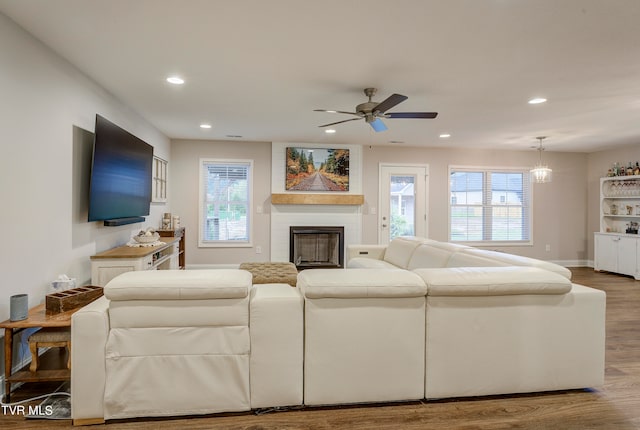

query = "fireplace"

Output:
[[290, 226, 344, 270]]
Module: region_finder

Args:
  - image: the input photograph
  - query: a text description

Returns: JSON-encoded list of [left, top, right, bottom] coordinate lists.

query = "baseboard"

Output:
[[552, 260, 593, 268]]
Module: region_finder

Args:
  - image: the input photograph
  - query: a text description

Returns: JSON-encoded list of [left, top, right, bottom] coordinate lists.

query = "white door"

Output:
[[379, 164, 428, 243]]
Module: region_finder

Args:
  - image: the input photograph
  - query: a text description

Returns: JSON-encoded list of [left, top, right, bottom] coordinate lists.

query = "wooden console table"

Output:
[[90, 235, 181, 286], [0, 304, 77, 402]]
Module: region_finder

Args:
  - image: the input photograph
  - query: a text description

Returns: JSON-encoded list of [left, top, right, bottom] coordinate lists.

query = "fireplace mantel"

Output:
[[271, 193, 364, 205]]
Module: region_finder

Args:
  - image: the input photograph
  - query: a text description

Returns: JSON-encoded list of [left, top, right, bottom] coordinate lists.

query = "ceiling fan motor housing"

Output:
[[356, 101, 379, 122]]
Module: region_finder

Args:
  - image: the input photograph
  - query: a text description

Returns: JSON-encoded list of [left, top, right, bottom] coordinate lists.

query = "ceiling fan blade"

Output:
[[386, 112, 438, 119], [314, 109, 359, 116], [374, 93, 408, 114], [318, 117, 362, 127], [369, 118, 388, 132]]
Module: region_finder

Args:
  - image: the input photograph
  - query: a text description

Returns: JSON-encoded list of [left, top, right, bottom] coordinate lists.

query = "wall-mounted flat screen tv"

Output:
[[88, 114, 153, 226]]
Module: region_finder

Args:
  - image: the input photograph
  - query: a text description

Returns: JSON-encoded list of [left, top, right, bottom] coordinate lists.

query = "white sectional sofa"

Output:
[[71, 237, 605, 424], [347, 235, 573, 279]]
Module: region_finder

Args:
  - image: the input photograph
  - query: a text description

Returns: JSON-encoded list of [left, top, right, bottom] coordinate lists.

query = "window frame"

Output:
[[448, 165, 533, 247], [198, 158, 253, 248]]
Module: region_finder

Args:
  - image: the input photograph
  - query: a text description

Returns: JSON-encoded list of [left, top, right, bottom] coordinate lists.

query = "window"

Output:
[[199, 159, 252, 247], [449, 167, 531, 245], [152, 156, 167, 203]]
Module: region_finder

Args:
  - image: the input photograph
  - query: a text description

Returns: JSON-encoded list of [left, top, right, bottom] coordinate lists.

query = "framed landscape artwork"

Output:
[[285, 147, 349, 191]]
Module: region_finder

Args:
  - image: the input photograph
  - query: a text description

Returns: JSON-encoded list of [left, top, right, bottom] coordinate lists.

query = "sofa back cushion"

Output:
[[383, 237, 424, 268], [299, 268, 427, 298], [105, 269, 251, 301], [407, 241, 470, 269], [446, 251, 511, 268], [414, 266, 572, 296]]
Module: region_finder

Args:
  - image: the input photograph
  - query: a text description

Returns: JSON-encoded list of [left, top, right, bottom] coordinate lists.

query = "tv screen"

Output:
[[88, 114, 153, 224]]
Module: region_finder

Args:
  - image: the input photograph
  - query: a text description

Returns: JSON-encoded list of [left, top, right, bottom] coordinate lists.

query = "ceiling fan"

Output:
[[314, 88, 438, 132]]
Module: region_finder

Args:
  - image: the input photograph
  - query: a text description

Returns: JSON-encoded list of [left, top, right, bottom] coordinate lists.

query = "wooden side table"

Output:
[[0, 304, 77, 402]]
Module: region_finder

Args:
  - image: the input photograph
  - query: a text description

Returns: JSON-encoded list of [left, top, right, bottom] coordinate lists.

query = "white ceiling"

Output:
[[2, 0, 640, 152]]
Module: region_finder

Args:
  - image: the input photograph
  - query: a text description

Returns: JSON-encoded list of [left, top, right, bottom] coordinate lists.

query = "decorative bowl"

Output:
[[133, 233, 160, 243]]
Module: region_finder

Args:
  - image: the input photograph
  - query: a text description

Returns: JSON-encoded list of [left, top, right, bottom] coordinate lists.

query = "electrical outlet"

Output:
[[256, 246, 262, 254], [545, 244, 551, 252]]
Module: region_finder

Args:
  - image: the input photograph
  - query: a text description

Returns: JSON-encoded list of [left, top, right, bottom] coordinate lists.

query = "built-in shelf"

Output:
[[271, 193, 364, 205]]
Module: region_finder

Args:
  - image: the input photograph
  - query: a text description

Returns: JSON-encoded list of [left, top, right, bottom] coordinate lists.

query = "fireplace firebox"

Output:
[[290, 226, 344, 270]]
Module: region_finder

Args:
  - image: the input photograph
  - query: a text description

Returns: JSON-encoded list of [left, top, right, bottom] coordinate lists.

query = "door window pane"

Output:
[[390, 175, 415, 240]]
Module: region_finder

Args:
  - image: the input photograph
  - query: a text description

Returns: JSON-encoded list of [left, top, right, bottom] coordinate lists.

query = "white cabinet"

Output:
[[594, 233, 639, 279], [90, 237, 181, 286], [595, 175, 640, 279]]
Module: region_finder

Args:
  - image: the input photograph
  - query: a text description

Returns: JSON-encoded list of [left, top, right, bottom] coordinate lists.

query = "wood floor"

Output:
[[2, 267, 639, 429]]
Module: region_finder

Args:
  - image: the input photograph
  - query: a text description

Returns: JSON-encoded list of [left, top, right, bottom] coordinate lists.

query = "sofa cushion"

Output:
[[414, 266, 572, 296], [299, 268, 427, 298], [105, 269, 251, 301], [382, 237, 425, 268], [459, 248, 572, 280]]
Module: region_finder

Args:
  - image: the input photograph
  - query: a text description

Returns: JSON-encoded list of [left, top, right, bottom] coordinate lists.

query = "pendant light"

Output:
[[530, 136, 552, 183]]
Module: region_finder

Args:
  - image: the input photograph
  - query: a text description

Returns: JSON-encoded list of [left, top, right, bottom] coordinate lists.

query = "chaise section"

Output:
[[102, 270, 252, 420], [249, 283, 304, 409], [299, 268, 427, 406], [415, 267, 605, 399]]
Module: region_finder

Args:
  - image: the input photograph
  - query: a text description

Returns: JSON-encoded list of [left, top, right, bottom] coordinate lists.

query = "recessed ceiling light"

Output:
[[166, 76, 185, 85], [200, 124, 212, 129], [439, 133, 451, 138], [528, 97, 547, 104], [324, 129, 336, 134]]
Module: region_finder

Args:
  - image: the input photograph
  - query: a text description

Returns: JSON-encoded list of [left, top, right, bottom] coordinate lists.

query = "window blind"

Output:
[[450, 168, 531, 244], [200, 160, 251, 245]]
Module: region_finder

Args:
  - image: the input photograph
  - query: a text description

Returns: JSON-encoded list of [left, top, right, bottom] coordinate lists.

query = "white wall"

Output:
[[170, 139, 272, 266], [362, 146, 589, 265], [270, 143, 362, 262], [0, 14, 169, 327]]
